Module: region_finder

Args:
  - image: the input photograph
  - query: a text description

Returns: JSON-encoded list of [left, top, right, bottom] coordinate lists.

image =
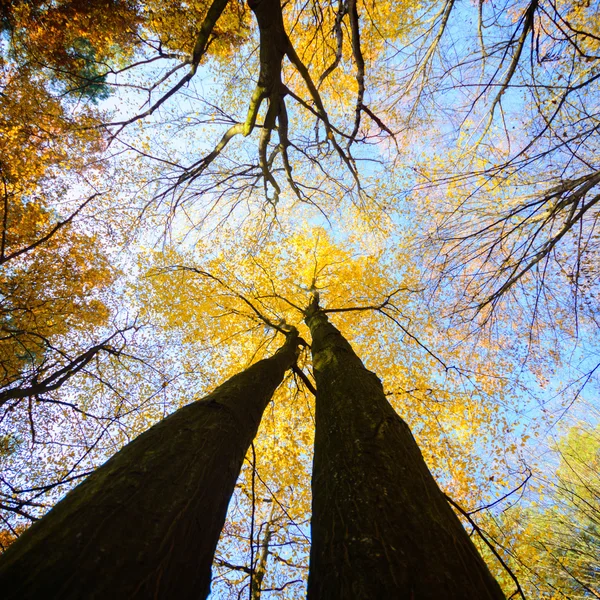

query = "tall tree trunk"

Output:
[[305, 302, 505, 599], [0, 332, 300, 600]]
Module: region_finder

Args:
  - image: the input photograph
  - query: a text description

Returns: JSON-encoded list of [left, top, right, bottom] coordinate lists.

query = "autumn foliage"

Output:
[[0, 0, 599, 597]]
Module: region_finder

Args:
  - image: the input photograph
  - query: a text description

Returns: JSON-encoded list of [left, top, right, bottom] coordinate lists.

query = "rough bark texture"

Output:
[[243, 0, 290, 137], [0, 334, 299, 600], [248, 0, 289, 95], [305, 308, 505, 599]]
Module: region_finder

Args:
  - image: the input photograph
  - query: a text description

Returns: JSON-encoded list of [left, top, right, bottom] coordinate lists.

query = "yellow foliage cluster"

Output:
[[0, 11, 118, 392], [145, 0, 249, 59], [0, 219, 114, 388], [0, 67, 103, 194]]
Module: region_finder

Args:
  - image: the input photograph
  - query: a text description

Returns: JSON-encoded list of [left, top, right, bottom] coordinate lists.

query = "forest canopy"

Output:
[[0, 0, 599, 597]]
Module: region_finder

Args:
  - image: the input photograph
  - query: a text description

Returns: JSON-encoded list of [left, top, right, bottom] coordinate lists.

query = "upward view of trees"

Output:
[[1, 0, 599, 597]]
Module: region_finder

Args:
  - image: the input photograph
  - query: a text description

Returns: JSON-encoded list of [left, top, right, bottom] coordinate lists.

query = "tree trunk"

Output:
[[250, 505, 276, 600], [305, 305, 505, 599], [0, 332, 299, 600]]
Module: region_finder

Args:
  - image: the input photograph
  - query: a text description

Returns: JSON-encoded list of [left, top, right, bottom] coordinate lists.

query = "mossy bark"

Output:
[[0, 333, 299, 600], [305, 309, 505, 599]]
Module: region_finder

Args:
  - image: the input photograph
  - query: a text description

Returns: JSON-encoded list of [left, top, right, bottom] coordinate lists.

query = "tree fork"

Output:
[[304, 301, 505, 599], [243, 0, 290, 137], [0, 332, 300, 600]]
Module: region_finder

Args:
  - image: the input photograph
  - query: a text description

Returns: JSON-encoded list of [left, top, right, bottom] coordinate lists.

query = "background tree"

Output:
[[481, 421, 600, 599], [405, 0, 600, 332], [0, 0, 164, 523]]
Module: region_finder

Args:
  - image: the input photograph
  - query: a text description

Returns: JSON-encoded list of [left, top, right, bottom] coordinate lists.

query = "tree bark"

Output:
[[305, 305, 505, 599], [0, 332, 299, 600], [250, 505, 276, 600]]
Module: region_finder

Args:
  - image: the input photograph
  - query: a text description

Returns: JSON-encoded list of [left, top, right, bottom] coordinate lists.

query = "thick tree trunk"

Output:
[[0, 333, 299, 600], [305, 306, 505, 599]]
